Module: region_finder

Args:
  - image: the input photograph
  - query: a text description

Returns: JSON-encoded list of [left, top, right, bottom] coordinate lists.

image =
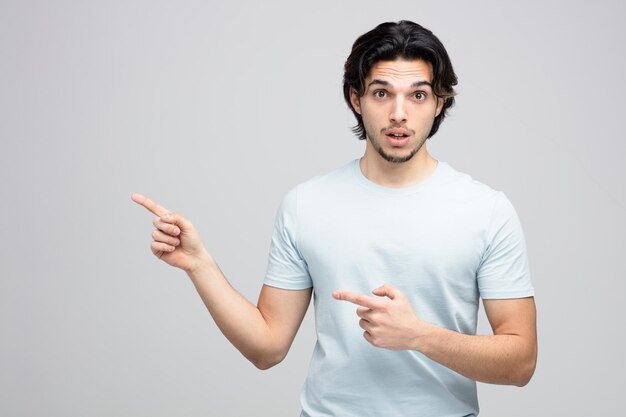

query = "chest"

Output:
[[298, 195, 489, 290]]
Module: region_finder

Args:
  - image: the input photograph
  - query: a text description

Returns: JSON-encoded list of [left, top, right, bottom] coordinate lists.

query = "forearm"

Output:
[[415, 323, 537, 386], [186, 254, 280, 369], [334, 286, 537, 386], [132, 197, 293, 369]]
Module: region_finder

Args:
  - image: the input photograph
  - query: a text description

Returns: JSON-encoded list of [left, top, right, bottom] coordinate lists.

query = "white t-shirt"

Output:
[[264, 158, 534, 417]]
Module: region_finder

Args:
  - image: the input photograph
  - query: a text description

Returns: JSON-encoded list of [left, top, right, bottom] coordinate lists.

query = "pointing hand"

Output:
[[131, 193, 210, 273], [333, 283, 427, 351]]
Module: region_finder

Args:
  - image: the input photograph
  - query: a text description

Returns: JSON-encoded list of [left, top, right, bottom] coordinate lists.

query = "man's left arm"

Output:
[[418, 296, 537, 386], [333, 285, 537, 386]]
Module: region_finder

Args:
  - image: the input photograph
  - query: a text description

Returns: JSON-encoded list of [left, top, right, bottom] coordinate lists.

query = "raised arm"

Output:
[[131, 193, 312, 369]]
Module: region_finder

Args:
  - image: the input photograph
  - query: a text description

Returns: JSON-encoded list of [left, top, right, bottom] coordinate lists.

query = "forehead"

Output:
[[366, 59, 434, 85]]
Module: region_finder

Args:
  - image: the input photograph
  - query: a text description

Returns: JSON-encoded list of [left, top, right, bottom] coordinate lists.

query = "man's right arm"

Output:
[[189, 257, 312, 369], [131, 193, 312, 370]]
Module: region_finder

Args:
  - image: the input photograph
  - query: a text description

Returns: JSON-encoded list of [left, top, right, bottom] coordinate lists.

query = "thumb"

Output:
[[372, 283, 399, 300], [161, 212, 195, 232]]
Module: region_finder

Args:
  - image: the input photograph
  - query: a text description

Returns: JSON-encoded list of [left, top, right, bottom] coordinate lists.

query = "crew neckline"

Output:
[[351, 158, 446, 196]]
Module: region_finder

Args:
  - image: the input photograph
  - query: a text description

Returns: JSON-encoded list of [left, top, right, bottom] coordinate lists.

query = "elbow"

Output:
[[513, 365, 536, 387], [513, 351, 537, 387], [513, 372, 532, 387], [251, 358, 279, 370], [249, 350, 286, 371]]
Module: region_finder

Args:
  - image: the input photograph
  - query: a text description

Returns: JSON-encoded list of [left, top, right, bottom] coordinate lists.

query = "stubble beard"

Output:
[[365, 127, 428, 164]]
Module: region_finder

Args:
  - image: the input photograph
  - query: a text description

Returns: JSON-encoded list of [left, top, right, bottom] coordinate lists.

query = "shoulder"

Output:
[[439, 162, 500, 198], [442, 164, 525, 239], [437, 161, 509, 213], [284, 159, 357, 199], [276, 159, 356, 212], [301, 159, 355, 189], [435, 163, 525, 233]]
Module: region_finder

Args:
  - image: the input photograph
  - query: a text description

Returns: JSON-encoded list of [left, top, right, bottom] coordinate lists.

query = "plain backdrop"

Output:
[[1, 0, 625, 415]]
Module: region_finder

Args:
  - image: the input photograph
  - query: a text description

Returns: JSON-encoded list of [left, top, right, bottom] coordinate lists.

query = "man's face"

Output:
[[350, 59, 444, 163]]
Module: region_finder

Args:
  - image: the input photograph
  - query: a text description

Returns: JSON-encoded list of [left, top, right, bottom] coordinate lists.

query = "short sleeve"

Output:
[[263, 186, 313, 290], [477, 192, 534, 299]]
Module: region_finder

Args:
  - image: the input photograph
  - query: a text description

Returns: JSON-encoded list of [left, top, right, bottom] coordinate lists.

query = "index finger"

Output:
[[332, 291, 382, 309], [131, 193, 171, 217]]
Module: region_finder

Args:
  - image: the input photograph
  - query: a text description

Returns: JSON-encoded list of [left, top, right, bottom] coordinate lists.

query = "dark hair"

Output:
[[343, 20, 458, 140]]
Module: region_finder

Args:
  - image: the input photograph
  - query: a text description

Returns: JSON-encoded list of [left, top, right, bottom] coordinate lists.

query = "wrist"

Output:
[[185, 249, 215, 277], [410, 320, 439, 353]]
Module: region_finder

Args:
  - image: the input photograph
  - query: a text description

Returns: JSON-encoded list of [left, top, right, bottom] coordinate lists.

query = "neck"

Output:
[[359, 144, 438, 188]]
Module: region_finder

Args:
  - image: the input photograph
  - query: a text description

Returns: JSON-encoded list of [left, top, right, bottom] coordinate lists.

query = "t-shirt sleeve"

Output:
[[477, 192, 534, 299], [263, 186, 313, 290]]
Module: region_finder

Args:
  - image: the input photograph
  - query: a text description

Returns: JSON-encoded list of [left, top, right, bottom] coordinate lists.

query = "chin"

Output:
[[381, 145, 422, 163], [379, 152, 417, 164]]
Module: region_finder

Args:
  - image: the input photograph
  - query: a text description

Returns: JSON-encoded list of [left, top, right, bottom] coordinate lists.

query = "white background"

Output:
[[1, 0, 624, 415]]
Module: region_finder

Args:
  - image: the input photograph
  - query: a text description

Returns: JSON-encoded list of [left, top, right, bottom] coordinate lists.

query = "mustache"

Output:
[[380, 126, 416, 134]]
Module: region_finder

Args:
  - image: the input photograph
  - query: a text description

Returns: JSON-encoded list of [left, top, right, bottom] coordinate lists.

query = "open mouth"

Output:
[[385, 129, 411, 146]]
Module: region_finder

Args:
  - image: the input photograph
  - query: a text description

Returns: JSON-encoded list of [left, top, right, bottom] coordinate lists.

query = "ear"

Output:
[[435, 96, 445, 117], [349, 87, 362, 115]]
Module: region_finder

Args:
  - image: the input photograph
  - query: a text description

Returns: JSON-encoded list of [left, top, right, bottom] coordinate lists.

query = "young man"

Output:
[[133, 21, 536, 417]]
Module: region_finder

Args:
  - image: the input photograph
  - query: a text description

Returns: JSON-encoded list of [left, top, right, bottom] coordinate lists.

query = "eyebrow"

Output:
[[366, 79, 433, 89]]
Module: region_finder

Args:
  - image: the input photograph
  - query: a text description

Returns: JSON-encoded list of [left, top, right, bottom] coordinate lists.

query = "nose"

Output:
[[390, 96, 407, 123]]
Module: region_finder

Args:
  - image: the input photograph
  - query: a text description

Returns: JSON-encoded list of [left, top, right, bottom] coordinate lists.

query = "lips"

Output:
[[384, 128, 411, 146]]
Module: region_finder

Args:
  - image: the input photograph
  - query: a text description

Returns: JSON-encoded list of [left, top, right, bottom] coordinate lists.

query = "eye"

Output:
[[373, 90, 387, 98], [413, 92, 427, 100]]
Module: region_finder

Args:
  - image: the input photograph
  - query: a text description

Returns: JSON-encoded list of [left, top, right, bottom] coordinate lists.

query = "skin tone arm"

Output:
[[333, 284, 537, 386], [131, 193, 312, 370]]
